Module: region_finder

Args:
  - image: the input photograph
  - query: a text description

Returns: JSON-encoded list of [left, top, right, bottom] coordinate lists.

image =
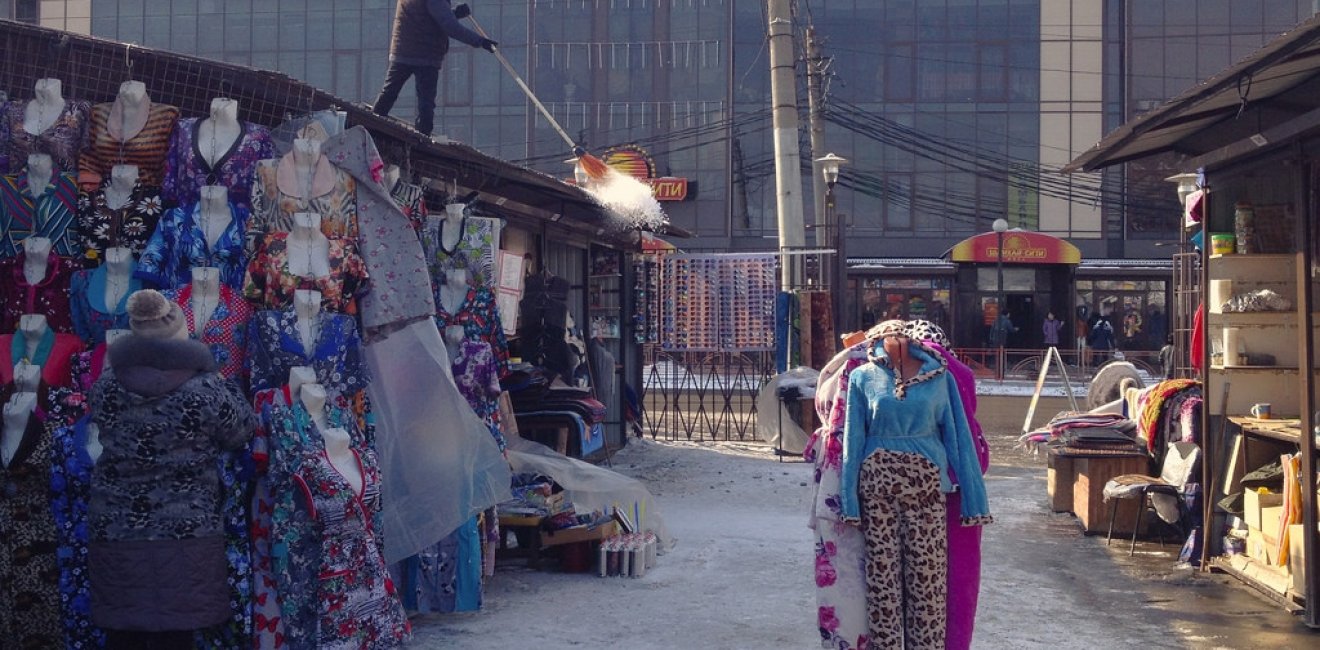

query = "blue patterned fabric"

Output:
[[49, 417, 105, 649], [135, 201, 249, 290]]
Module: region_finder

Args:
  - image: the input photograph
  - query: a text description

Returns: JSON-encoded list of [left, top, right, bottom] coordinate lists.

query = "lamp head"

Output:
[[992, 218, 1009, 234], [815, 153, 848, 187]]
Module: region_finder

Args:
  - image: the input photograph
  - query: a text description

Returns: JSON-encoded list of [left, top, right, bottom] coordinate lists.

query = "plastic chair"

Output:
[[1102, 441, 1201, 555]]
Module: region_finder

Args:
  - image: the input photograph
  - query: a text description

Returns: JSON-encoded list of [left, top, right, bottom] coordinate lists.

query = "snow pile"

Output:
[[581, 168, 668, 232]]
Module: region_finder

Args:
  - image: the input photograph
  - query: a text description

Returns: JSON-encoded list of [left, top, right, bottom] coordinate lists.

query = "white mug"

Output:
[[1250, 403, 1272, 419]]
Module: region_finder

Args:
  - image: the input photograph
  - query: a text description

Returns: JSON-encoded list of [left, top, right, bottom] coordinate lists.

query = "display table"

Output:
[[1050, 447, 1151, 535], [497, 513, 545, 569]]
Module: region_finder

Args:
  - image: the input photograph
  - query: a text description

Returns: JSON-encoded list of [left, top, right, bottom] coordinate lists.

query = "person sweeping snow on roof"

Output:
[[372, 0, 498, 136]]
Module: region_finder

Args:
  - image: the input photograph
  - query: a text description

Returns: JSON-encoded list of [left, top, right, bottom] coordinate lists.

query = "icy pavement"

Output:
[[409, 436, 1313, 649]]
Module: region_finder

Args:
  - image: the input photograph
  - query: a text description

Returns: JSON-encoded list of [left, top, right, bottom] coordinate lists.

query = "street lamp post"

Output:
[[816, 153, 848, 336], [992, 218, 1009, 372]]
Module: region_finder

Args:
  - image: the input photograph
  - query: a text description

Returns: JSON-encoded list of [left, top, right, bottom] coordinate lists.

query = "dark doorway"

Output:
[[1005, 293, 1035, 348]]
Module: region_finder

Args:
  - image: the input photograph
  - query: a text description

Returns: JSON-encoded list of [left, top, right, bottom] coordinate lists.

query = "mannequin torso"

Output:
[[439, 267, 468, 315], [22, 236, 52, 286], [302, 382, 362, 496], [24, 153, 53, 195], [198, 98, 241, 168], [384, 164, 401, 192], [883, 336, 924, 380], [108, 81, 150, 142], [288, 365, 317, 397], [19, 314, 49, 362], [102, 164, 139, 211], [102, 247, 133, 309], [12, 361, 41, 393], [294, 289, 322, 355], [292, 138, 323, 199], [199, 185, 232, 249], [190, 267, 222, 334], [24, 79, 65, 135], [441, 203, 465, 252], [288, 212, 332, 278], [85, 422, 103, 465], [2, 391, 38, 467]]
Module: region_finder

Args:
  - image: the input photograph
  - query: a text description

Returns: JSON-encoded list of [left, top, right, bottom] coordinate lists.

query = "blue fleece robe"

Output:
[[839, 343, 991, 524]]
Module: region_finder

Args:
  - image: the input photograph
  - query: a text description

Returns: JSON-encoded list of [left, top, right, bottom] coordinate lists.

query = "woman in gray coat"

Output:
[[87, 289, 256, 649]]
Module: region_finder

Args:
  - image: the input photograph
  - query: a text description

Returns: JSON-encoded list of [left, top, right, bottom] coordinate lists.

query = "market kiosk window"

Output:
[[859, 277, 951, 330], [1075, 279, 1169, 351]]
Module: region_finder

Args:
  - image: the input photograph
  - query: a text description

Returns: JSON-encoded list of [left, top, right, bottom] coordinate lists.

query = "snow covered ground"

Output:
[[409, 436, 1309, 649]]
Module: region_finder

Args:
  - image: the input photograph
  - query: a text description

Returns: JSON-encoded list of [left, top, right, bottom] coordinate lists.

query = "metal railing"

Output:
[[952, 347, 1165, 382], [640, 348, 776, 442]]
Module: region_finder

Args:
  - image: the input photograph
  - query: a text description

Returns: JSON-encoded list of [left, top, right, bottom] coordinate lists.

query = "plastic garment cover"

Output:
[[366, 319, 512, 563], [754, 367, 821, 454], [505, 436, 674, 551]]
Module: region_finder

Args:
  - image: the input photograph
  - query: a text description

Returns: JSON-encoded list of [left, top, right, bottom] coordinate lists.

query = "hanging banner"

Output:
[[948, 230, 1081, 264], [602, 145, 691, 201]]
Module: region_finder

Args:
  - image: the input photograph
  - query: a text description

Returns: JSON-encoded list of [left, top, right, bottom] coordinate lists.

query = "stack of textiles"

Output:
[[1134, 379, 1202, 465], [1019, 412, 1139, 450]]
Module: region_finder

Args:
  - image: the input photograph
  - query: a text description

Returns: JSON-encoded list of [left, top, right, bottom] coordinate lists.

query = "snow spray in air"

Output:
[[580, 167, 668, 233]]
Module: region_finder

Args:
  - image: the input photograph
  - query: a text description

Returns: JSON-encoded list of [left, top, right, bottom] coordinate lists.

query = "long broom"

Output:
[[466, 15, 612, 180]]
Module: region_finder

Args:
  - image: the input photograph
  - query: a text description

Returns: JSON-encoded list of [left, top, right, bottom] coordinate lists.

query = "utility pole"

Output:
[[805, 26, 828, 257], [767, 0, 806, 290]]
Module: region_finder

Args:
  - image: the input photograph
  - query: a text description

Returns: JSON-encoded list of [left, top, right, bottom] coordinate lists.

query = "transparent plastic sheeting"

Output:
[[366, 320, 513, 563], [754, 367, 822, 455], [505, 437, 674, 552]]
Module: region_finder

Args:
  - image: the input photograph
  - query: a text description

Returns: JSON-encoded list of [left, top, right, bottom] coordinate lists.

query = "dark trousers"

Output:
[[373, 61, 441, 135], [105, 629, 195, 650]]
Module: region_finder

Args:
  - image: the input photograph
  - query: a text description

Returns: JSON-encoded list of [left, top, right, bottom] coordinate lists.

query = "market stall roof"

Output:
[[848, 257, 956, 272], [1065, 13, 1320, 173], [943, 230, 1081, 265], [0, 19, 676, 249]]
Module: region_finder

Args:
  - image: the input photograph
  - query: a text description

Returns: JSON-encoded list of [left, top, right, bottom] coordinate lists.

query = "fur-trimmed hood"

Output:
[[107, 334, 217, 397]]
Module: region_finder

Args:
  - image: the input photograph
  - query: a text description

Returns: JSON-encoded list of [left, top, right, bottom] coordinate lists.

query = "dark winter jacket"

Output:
[[87, 334, 255, 630], [389, 0, 486, 66]]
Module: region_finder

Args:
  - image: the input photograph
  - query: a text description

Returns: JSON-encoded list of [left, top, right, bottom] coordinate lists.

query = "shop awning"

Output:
[[945, 230, 1081, 264], [1065, 13, 1320, 173]]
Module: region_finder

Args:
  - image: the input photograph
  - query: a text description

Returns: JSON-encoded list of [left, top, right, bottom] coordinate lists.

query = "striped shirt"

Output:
[[0, 172, 80, 259], [78, 102, 180, 189]]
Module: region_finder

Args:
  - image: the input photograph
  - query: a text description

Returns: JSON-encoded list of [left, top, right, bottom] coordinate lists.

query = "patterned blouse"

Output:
[[75, 180, 165, 267], [0, 251, 76, 333], [0, 172, 80, 259], [452, 339, 504, 450], [68, 264, 143, 344], [77, 102, 180, 189], [246, 309, 369, 399], [162, 284, 253, 386], [247, 157, 359, 253], [0, 99, 91, 176], [49, 417, 107, 650], [136, 201, 249, 290], [420, 213, 501, 291], [243, 233, 369, 315], [391, 180, 427, 234], [163, 118, 275, 210], [436, 286, 510, 377], [0, 411, 62, 648]]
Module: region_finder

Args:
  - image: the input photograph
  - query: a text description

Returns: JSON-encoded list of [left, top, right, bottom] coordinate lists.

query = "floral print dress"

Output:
[[162, 283, 253, 386], [49, 416, 106, 649], [247, 157, 359, 253], [452, 339, 504, 451], [0, 412, 63, 648], [0, 99, 91, 176], [75, 180, 164, 266], [243, 233, 370, 315], [136, 201, 250, 290], [0, 251, 77, 333], [68, 262, 143, 344], [246, 309, 370, 399], [420, 213, 501, 291], [162, 118, 275, 210], [436, 286, 510, 378]]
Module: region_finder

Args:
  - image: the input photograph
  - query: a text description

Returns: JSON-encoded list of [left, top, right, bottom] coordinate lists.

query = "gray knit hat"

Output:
[[126, 289, 186, 339]]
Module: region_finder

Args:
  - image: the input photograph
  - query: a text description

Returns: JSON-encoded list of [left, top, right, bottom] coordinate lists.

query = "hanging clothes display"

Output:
[[161, 283, 253, 385], [0, 410, 63, 648], [162, 117, 275, 209], [435, 285, 510, 377], [323, 126, 435, 335], [247, 308, 369, 400], [77, 101, 180, 188], [390, 179, 426, 234], [247, 156, 360, 252], [0, 250, 77, 333], [420, 211, 501, 291], [75, 180, 164, 266], [451, 338, 505, 451], [68, 262, 143, 344], [136, 200, 249, 290], [242, 232, 369, 314], [0, 171, 81, 259], [0, 98, 90, 176], [49, 416, 107, 650], [0, 330, 82, 388]]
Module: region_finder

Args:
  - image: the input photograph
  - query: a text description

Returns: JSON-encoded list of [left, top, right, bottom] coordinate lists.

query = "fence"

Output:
[[953, 347, 1164, 382], [640, 348, 776, 442]]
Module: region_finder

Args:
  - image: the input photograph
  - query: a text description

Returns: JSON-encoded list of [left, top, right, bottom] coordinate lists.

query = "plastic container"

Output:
[[559, 541, 593, 573], [1210, 233, 1236, 255]]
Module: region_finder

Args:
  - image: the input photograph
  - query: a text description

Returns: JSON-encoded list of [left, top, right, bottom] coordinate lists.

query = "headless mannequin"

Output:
[[384, 164, 401, 191], [439, 267, 468, 316], [12, 361, 40, 393], [102, 164, 139, 211], [302, 383, 363, 496], [443, 324, 466, 361], [198, 98, 241, 167], [288, 365, 316, 398], [18, 315, 49, 363], [882, 334, 923, 382], [190, 267, 222, 334], [198, 185, 232, 249], [24, 78, 65, 135], [294, 289, 322, 355], [2, 392, 38, 467], [85, 421, 103, 465], [103, 247, 133, 309], [441, 202, 466, 252], [25, 153, 53, 195], [109, 80, 150, 142], [288, 212, 331, 278], [291, 138, 322, 199], [22, 236, 52, 286]]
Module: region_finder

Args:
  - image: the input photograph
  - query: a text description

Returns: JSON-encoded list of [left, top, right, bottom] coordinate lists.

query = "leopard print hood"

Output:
[[107, 334, 217, 398]]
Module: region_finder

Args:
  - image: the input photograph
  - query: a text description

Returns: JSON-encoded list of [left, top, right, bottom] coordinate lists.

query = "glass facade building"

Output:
[[33, 0, 1320, 256]]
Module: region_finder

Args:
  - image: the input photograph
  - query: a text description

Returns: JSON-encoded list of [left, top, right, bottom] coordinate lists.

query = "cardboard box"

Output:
[[1288, 524, 1309, 594], [1246, 528, 1278, 565], [540, 520, 618, 547], [1259, 505, 1285, 540], [1243, 489, 1284, 530]]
